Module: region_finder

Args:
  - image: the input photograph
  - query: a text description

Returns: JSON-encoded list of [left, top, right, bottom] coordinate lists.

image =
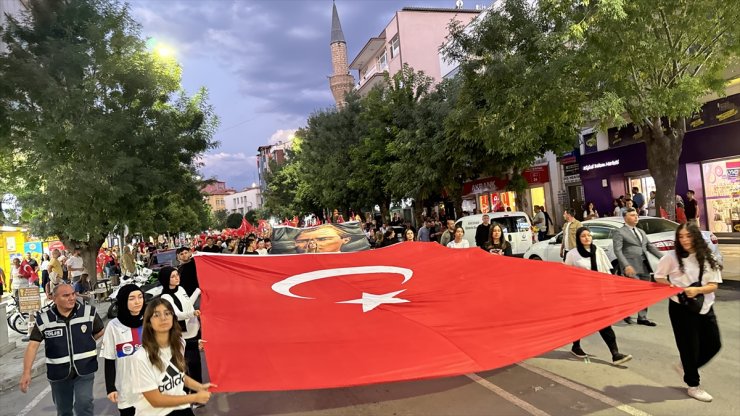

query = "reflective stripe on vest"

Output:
[[36, 302, 99, 381]]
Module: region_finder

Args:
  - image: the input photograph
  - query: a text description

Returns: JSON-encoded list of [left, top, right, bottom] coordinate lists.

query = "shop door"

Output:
[[567, 185, 584, 218]]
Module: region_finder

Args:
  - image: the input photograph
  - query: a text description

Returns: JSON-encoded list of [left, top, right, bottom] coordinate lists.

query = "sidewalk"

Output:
[[0, 293, 112, 392]]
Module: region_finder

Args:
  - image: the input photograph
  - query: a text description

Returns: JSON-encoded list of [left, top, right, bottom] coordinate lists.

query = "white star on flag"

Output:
[[338, 290, 410, 312]]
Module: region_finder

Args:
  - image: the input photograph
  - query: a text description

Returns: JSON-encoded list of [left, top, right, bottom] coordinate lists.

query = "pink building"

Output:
[[349, 7, 479, 95]]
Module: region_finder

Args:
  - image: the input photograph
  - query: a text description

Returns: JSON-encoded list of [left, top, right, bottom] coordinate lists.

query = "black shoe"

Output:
[[637, 319, 657, 327], [571, 346, 588, 358], [623, 317, 634, 325], [612, 353, 633, 365]]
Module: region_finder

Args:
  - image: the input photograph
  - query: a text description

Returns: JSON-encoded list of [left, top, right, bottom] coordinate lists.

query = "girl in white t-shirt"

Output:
[[446, 226, 470, 249], [130, 298, 214, 416], [100, 284, 145, 416], [654, 223, 722, 403]]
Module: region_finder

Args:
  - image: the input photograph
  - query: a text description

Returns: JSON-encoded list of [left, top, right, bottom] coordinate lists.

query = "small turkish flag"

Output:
[[195, 243, 679, 392]]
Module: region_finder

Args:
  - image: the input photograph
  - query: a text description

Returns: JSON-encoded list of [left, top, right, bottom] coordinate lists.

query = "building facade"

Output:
[[257, 141, 292, 192], [224, 186, 262, 215], [579, 84, 740, 234], [201, 181, 235, 212], [349, 7, 479, 96]]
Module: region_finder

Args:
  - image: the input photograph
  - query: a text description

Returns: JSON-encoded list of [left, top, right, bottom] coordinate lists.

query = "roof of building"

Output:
[[330, 2, 346, 44], [400, 7, 481, 14], [201, 182, 236, 196]]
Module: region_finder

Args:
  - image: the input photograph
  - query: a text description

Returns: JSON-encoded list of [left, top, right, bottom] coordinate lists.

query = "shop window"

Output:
[[702, 157, 739, 232]]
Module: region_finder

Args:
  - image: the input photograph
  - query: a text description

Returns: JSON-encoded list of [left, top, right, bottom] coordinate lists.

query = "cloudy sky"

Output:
[[127, 0, 473, 189]]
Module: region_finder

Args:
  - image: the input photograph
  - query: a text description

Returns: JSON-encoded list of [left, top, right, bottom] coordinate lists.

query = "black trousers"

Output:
[[668, 301, 721, 387], [185, 337, 203, 384], [572, 326, 618, 355]]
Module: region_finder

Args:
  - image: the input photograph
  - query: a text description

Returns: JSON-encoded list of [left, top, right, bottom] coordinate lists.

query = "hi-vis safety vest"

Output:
[[35, 302, 99, 381]]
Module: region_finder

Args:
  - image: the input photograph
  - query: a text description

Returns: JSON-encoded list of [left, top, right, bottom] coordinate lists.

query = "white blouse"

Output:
[[654, 252, 722, 314], [565, 247, 612, 274], [447, 240, 470, 249]]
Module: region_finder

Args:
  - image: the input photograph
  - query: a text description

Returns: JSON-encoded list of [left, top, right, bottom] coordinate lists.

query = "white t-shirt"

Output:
[[654, 252, 722, 314], [100, 319, 143, 410], [447, 240, 470, 249], [67, 255, 84, 278], [131, 345, 189, 416]]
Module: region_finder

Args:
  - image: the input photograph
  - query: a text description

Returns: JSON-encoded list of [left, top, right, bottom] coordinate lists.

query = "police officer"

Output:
[[20, 283, 104, 416]]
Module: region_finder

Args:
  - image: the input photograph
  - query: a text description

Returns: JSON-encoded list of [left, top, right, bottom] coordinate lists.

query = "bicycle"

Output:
[[5, 295, 31, 335]]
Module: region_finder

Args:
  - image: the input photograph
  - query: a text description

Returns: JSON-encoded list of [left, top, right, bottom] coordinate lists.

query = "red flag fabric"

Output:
[[235, 218, 252, 237], [196, 243, 680, 392]]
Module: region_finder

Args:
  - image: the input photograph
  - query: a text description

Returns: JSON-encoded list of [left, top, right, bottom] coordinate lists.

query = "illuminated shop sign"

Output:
[[582, 159, 620, 171]]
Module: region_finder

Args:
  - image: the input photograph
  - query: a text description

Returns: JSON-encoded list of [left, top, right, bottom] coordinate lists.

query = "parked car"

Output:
[[455, 212, 534, 256], [523, 216, 723, 273]]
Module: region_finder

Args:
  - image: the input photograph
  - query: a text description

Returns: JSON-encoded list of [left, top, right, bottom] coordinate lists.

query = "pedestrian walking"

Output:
[[130, 298, 214, 415], [560, 209, 582, 260], [446, 226, 469, 249], [101, 285, 145, 416], [613, 207, 663, 325], [654, 223, 722, 402], [565, 227, 633, 365], [484, 224, 513, 256], [475, 214, 491, 249], [156, 267, 203, 391], [20, 283, 105, 416]]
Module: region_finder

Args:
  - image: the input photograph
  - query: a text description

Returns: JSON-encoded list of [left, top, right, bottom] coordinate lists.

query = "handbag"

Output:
[[671, 265, 704, 314]]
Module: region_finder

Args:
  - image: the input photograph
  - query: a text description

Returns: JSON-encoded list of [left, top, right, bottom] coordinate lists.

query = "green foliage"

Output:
[[443, 0, 584, 190], [226, 212, 243, 229], [211, 209, 228, 230], [0, 0, 217, 256]]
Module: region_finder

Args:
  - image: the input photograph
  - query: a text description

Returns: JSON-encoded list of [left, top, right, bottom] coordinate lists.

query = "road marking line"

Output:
[[466, 373, 552, 416], [18, 384, 51, 416], [517, 362, 653, 416]]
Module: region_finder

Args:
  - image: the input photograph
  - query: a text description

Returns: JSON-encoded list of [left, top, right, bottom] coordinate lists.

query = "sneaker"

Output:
[[623, 317, 634, 325], [612, 353, 633, 365], [687, 386, 713, 402], [637, 319, 657, 327], [571, 346, 588, 358]]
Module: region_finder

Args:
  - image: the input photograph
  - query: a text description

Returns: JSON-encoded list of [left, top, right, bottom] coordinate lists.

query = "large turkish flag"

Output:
[[195, 243, 679, 392]]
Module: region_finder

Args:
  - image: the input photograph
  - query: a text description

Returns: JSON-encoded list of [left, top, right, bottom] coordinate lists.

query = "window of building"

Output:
[[378, 52, 388, 71], [390, 36, 400, 59]]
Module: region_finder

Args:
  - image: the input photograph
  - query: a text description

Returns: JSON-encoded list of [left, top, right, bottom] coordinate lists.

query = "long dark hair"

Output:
[[675, 223, 721, 273], [142, 298, 186, 373], [487, 224, 510, 250]]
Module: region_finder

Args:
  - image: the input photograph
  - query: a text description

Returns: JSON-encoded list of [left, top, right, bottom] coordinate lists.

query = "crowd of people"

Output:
[[12, 205, 725, 414]]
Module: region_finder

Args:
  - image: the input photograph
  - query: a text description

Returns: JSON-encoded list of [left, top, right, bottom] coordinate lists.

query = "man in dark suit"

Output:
[[613, 207, 663, 326]]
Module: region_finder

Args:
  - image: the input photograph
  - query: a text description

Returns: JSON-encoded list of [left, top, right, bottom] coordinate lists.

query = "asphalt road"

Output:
[[2, 286, 738, 416]]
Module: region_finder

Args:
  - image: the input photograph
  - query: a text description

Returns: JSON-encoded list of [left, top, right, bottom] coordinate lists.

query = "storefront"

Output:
[[462, 165, 552, 217], [579, 94, 740, 231]]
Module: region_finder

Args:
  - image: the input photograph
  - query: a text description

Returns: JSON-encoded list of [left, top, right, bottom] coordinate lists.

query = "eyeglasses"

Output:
[[151, 311, 173, 320]]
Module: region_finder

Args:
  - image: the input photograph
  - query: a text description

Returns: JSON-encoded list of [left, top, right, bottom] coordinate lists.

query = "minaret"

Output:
[[329, 1, 354, 109]]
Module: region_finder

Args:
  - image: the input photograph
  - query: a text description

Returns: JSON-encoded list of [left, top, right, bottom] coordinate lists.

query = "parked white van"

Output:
[[454, 212, 534, 256]]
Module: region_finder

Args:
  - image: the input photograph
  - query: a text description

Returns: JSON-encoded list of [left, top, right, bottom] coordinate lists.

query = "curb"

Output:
[[0, 343, 46, 392]]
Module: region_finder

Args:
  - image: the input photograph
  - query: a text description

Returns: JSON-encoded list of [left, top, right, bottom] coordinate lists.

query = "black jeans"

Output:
[[669, 301, 721, 387], [572, 326, 618, 355]]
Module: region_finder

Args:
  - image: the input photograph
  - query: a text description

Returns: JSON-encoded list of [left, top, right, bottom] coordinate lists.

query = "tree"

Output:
[[226, 212, 243, 229], [555, 0, 740, 218], [443, 0, 585, 206], [0, 0, 217, 273], [211, 209, 228, 230]]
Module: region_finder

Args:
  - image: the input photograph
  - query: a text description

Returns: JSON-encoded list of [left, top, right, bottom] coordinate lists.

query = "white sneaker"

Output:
[[687, 386, 713, 402]]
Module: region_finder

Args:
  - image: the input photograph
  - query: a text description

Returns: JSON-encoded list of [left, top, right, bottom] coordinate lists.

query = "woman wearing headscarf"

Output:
[[157, 267, 203, 389], [565, 227, 633, 366], [100, 284, 145, 415]]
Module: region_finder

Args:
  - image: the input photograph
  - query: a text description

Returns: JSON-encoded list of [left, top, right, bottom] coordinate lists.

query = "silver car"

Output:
[[523, 216, 723, 273]]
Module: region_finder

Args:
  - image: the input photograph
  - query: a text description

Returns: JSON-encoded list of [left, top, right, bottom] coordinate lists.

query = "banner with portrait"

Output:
[[270, 222, 370, 254]]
